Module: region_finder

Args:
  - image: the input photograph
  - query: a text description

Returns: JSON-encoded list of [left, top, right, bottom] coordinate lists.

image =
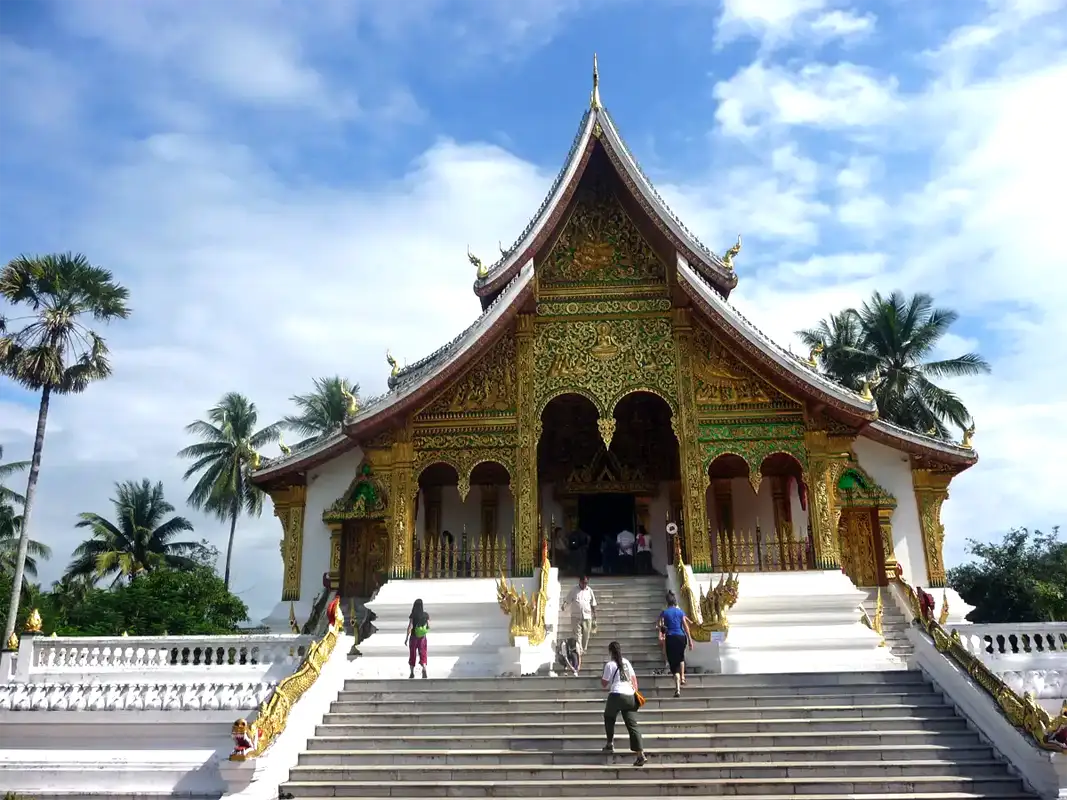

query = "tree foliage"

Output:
[[177, 392, 279, 588], [798, 291, 990, 438], [66, 479, 202, 586], [283, 376, 360, 444], [948, 527, 1067, 622], [0, 566, 249, 637], [0, 252, 131, 643]]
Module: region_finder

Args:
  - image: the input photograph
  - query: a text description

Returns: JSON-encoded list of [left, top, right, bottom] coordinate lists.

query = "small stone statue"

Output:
[[230, 718, 258, 760]]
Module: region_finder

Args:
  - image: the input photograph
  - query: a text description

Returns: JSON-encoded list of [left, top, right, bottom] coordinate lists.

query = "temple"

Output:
[[249, 58, 977, 629]]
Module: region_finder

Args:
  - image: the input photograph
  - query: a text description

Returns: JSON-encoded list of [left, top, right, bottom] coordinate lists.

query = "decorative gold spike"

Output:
[[860, 380, 874, 402], [278, 438, 291, 457], [938, 590, 950, 625], [722, 234, 742, 269], [386, 350, 399, 379], [5, 631, 17, 650], [807, 342, 824, 368], [25, 608, 42, 634], [468, 246, 487, 279], [961, 424, 975, 449], [591, 53, 602, 109]]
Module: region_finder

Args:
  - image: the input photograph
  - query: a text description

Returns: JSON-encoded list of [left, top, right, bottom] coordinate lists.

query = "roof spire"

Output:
[[591, 53, 601, 110]]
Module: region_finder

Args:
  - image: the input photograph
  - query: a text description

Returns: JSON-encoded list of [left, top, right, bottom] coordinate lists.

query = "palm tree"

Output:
[[0, 253, 131, 642], [66, 479, 200, 587], [0, 509, 51, 579], [0, 444, 28, 509], [798, 291, 991, 438], [178, 392, 280, 588], [283, 376, 360, 445]]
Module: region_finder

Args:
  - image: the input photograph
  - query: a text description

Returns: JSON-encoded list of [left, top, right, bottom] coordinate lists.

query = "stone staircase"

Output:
[[279, 669, 1038, 798], [860, 586, 914, 662], [558, 575, 668, 674]]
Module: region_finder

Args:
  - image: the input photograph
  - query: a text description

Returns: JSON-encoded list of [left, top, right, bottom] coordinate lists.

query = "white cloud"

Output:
[[717, 0, 875, 49], [714, 62, 902, 137]]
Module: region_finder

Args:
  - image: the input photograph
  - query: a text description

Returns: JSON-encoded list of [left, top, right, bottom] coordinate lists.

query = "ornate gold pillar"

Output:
[[671, 308, 712, 571], [514, 314, 539, 576], [271, 485, 307, 601], [389, 436, 416, 578], [803, 430, 853, 570], [328, 523, 342, 590], [912, 469, 952, 588], [877, 507, 898, 583]]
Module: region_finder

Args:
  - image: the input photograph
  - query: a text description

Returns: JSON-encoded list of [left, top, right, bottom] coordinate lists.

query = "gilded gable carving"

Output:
[[418, 334, 517, 418], [540, 177, 666, 286], [534, 317, 677, 415], [692, 324, 800, 415]]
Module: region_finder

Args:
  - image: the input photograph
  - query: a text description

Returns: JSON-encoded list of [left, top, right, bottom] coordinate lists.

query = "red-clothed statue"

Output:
[[326, 595, 342, 628], [917, 586, 936, 621]]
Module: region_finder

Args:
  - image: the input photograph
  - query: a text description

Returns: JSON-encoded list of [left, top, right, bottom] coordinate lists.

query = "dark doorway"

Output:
[[577, 493, 636, 575]]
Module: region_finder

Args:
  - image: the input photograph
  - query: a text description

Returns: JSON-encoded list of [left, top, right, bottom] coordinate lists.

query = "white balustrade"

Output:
[[16, 633, 311, 682], [952, 623, 1067, 663]]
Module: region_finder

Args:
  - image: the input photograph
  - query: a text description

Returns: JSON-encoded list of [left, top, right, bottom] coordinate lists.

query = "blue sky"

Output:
[[1, 0, 1065, 622]]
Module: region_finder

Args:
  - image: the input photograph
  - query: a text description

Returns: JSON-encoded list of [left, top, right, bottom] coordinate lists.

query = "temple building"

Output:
[[249, 62, 977, 629]]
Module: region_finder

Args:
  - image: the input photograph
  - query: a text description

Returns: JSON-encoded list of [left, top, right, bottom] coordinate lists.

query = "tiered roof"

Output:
[[251, 62, 977, 485]]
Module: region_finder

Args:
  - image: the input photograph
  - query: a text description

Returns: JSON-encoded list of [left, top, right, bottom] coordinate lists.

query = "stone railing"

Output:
[[953, 623, 1067, 663], [6, 632, 311, 684]]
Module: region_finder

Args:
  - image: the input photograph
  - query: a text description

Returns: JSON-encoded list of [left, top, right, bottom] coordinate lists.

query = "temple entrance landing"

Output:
[[538, 391, 678, 578]]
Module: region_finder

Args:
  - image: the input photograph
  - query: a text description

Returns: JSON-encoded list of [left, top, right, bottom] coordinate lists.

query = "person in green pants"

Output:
[[600, 640, 647, 767]]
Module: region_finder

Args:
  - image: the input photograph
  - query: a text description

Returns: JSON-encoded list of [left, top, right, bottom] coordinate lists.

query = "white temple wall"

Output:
[[301, 446, 365, 598], [729, 478, 777, 539], [853, 436, 927, 586]]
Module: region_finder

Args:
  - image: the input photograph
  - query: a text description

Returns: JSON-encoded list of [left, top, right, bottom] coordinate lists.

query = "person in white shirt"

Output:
[[601, 640, 646, 766], [561, 575, 597, 655], [616, 528, 636, 574]]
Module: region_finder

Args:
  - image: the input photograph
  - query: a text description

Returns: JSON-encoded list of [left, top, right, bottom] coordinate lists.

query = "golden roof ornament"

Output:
[[121, 630, 129, 637], [591, 53, 602, 110], [468, 246, 487, 280], [859, 379, 874, 402], [278, 438, 291, 457], [6, 631, 17, 650], [722, 234, 742, 269], [807, 343, 824, 368], [386, 350, 399, 379], [341, 385, 358, 417], [248, 450, 261, 471], [498, 241, 507, 257], [25, 608, 42, 634], [961, 424, 975, 449]]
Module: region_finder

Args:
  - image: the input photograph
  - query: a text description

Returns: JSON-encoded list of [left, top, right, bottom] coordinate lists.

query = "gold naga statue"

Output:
[[386, 350, 399, 379], [961, 424, 976, 449], [341, 385, 358, 417], [278, 438, 292, 457], [722, 234, 742, 270], [807, 342, 824, 368], [468, 246, 488, 280]]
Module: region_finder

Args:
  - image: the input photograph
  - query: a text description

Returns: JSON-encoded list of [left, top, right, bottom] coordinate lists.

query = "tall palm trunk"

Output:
[[223, 494, 239, 590], [3, 386, 50, 643]]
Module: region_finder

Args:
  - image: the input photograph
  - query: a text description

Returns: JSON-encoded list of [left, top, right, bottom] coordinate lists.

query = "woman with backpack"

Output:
[[659, 590, 694, 697], [405, 598, 430, 679], [601, 640, 647, 766]]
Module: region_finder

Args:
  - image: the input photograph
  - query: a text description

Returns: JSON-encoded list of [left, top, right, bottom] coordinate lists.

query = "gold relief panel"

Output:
[[539, 177, 667, 288], [692, 323, 801, 416], [534, 316, 677, 415], [417, 334, 517, 419], [271, 485, 306, 602]]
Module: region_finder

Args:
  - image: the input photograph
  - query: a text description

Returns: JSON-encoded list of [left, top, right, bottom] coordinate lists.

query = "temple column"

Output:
[[912, 469, 952, 588], [771, 477, 793, 568], [270, 485, 307, 601], [877, 507, 899, 583], [389, 436, 416, 578], [514, 314, 539, 576], [802, 430, 853, 570], [328, 523, 342, 591], [671, 308, 712, 571]]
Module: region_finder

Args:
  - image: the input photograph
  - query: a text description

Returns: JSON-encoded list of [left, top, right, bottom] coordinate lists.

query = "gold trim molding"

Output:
[[803, 430, 854, 570], [270, 485, 306, 602], [912, 468, 953, 588]]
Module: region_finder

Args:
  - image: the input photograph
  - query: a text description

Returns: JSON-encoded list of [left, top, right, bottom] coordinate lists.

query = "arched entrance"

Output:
[[413, 460, 513, 578], [706, 452, 813, 572], [835, 466, 897, 587], [537, 391, 678, 577]]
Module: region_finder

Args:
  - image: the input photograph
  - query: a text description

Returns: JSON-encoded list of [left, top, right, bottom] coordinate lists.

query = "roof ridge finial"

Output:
[[591, 53, 601, 110]]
